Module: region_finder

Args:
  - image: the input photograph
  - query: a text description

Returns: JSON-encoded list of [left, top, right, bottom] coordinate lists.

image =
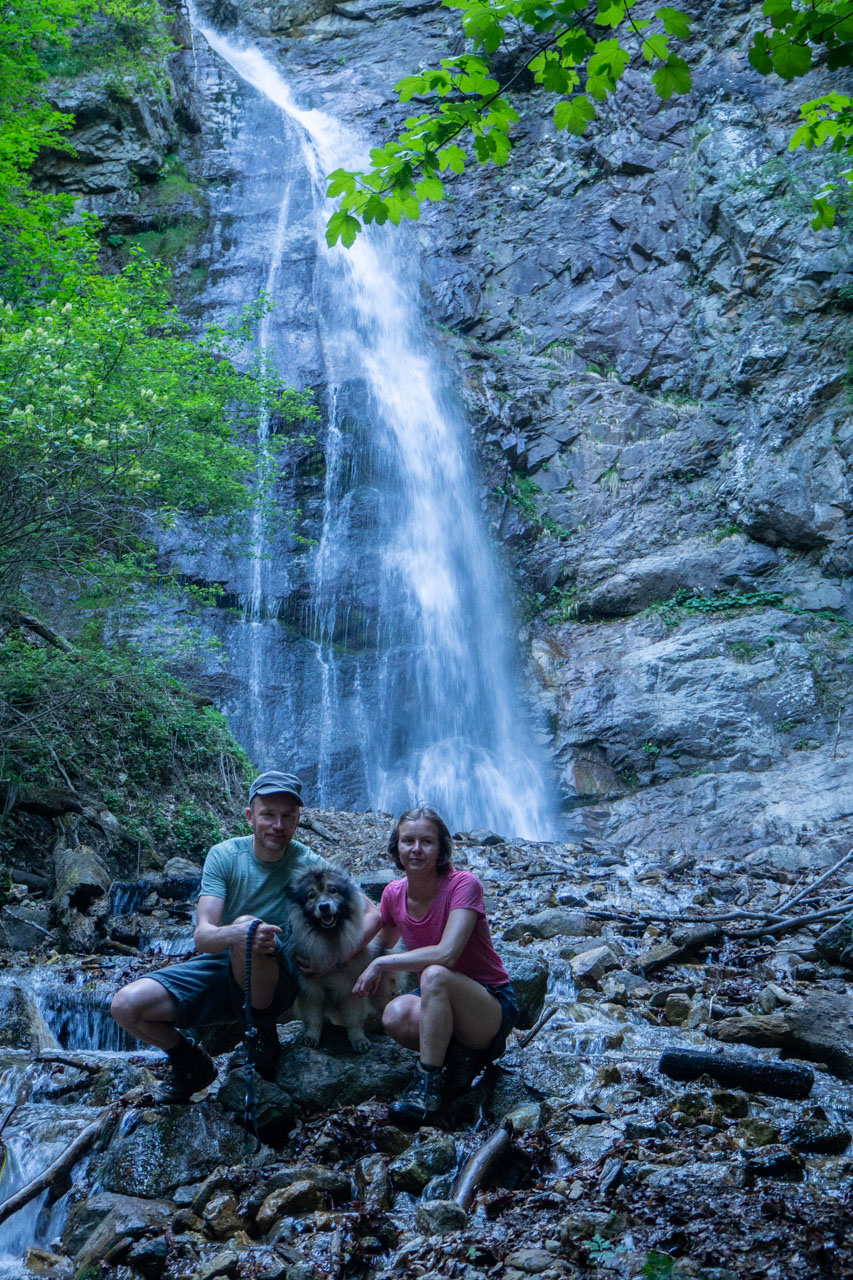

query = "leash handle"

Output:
[[243, 919, 262, 1154]]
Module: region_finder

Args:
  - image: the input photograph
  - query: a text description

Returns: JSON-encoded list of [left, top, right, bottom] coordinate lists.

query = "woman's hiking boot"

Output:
[[152, 1038, 217, 1104], [389, 1062, 444, 1126]]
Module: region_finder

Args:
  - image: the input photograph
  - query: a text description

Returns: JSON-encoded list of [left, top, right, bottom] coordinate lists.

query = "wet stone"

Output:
[[710, 1089, 749, 1119], [568, 945, 619, 990], [23, 1246, 73, 1278], [126, 1234, 169, 1278], [389, 1132, 457, 1192], [737, 1117, 781, 1147], [203, 1190, 245, 1240], [354, 1153, 390, 1208], [415, 1198, 469, 1235], [664, 992, 692, 1025], [192, 1250, 239, 1280], [600, 971, 651, 1004], [503, 909, 598, 941], [781, 1119, 851, 1153], [256, 1180, 324, 1229]]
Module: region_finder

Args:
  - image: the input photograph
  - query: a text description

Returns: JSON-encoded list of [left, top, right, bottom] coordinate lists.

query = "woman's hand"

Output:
[[353, 959, 384, 998]]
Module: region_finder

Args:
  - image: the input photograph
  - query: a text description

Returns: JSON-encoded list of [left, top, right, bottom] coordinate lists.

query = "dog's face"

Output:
[[289, 868, 358, 932]]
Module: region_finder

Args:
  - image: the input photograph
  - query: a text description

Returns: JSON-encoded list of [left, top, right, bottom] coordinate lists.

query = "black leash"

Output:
[[243, 918, 262, 1154]]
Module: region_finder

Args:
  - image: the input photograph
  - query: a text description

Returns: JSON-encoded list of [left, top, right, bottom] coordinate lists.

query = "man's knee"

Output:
[[110, 986, 133, 1028], [111, 979, 176, 1029]]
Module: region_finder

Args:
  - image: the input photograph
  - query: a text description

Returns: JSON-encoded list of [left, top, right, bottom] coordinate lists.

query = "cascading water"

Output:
[[189, 11, 560, 839]]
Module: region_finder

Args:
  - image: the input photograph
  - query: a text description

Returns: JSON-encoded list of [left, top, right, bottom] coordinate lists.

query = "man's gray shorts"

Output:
[[149, 952, 298, 1029]]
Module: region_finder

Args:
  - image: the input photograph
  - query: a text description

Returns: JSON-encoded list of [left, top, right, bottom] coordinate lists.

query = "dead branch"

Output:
[[775, 847, 853, 915], [35, 1051, 103, 1074], [0, 1104, 118, 1226], [516, 1006, 558, 1049], [453, 1121, 513, 1211], [731, 901, 853, 941]]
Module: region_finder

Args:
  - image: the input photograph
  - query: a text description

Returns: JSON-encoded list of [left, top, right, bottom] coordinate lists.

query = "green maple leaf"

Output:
[[554, 94, 596, 134], [652, 54, 691, 99]]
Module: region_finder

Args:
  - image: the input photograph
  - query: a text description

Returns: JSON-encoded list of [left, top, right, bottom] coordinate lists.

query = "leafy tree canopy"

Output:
[[326, 0, 853, 245], [0, 0, 315, 606]]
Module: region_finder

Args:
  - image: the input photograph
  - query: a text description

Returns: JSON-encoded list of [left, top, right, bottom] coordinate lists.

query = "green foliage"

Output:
[[0, 628, 252, 857], [649, 587, 787, 628], [326, 0, 853, 243], [0, 247, 315, 599], [748, 2, 853, 227], [496, 472, 571, 540], [325, 0, 694, 244], [642, 1253, 675, 1280], [545, 585, 578, 622], [0, 0, 317, 604]]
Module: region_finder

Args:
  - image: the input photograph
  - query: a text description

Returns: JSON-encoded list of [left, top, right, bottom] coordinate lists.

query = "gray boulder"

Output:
[[90, 1101, 263, 1197], [502, 908, 599, 941]]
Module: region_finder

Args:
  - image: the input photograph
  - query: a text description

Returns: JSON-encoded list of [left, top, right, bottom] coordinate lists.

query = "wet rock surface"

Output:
[[2, 810, 853, 1276]]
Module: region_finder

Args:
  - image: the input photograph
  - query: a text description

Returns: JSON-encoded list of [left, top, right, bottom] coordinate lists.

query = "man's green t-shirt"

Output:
[[199, 834, 333, 930]]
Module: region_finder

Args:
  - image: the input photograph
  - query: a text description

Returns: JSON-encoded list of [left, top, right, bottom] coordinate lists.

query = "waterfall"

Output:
[[191, 14, 560, 839]]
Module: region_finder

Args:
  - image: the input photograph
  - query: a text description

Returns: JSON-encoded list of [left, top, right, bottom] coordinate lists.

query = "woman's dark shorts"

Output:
[[150, 952, 298, 1030], [485, 982, 520, 1060]]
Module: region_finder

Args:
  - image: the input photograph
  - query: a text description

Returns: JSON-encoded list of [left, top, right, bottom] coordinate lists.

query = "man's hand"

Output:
[[230, 914, 282, 955]]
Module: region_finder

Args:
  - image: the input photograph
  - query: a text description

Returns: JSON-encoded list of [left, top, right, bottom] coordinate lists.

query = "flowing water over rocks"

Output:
[[3, 811, 853, 1277]]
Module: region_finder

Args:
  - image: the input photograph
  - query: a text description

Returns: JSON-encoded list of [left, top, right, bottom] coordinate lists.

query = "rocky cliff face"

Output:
[[36, 0, 853, 857]]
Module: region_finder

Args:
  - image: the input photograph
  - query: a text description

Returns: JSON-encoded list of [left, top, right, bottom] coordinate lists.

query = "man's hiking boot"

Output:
[[231, 1024, 281, 1082], [389, 1062, 444, 1126], [252, 1025, 282, 1082], [152, 1040, 216, 1104]]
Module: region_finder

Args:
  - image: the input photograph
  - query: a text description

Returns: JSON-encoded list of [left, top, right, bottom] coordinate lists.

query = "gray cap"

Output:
[[248, 771, 303, 804]]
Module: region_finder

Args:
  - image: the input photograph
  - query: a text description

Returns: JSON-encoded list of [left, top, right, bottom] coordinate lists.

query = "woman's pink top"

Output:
[[379, 868, 510, 987]]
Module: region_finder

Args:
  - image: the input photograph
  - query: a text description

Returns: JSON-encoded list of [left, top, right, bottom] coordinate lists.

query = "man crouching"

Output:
[[110, 771, 381, 1103]]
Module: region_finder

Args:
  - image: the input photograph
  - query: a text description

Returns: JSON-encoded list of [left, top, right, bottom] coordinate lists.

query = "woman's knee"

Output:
[[382, 996, 417, 1040], [419, 965, 450, 998]]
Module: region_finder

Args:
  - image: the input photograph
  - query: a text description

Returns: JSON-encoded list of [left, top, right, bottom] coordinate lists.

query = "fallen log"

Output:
[[0, 1104, 118, 1226], [53, 841, 111, 916], [299, 815, 340, 844], [658, 1048, 814, 1100], [453, 1122, 513, 1211], [638, 923, 722, 976], [711, 991, 853, 1080]]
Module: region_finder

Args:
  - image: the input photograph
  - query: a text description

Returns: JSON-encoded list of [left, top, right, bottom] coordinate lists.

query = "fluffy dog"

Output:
[[285, 866, 393, 1053]]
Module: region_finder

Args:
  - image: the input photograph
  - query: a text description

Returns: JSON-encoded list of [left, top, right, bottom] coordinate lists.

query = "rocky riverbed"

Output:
[[2, 809, 853, 1279]]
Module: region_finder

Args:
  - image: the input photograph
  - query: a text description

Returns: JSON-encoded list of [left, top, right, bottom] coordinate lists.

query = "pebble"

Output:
[[504, 1248, 560, 1273]]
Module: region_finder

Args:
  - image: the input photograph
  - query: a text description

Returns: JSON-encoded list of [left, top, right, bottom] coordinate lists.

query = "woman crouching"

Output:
[[353, 806, 519, 1125]]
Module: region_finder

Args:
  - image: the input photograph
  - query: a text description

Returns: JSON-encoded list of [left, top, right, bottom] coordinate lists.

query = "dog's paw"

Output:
[[300, 1029, 321, 1049], [348, 1034, 371, 1054]]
